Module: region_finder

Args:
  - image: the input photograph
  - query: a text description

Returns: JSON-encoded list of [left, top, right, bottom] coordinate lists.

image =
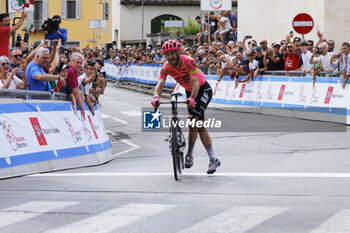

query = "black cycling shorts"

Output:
[[185, 81, 212, 120]]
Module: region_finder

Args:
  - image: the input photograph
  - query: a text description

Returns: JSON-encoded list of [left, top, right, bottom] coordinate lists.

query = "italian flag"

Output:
[[18, 0, 34, 8], [29, 24, 37, 34]]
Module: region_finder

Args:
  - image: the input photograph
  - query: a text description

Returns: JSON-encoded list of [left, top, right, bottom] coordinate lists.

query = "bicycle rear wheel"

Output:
[[171, 124, 180, 180]]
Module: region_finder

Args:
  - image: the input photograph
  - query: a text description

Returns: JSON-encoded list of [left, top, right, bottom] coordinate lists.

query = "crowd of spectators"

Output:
[[0, 12, 107, 119], [104, 10, 349, 88]]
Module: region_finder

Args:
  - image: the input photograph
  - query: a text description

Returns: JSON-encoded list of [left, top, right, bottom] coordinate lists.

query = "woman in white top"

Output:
[[0, 56, 24, 89]]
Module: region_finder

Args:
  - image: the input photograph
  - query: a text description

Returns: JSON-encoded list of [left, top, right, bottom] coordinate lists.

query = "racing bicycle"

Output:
[[155, 93, 187, 180]]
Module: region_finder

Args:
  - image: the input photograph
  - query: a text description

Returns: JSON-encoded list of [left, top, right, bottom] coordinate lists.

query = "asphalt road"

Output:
[[1, 84, 350, 233]]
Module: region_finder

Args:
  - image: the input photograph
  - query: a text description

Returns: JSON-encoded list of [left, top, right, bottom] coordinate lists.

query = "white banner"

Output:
[[0, 102, 110, 168], [8, 0, 34, 14]]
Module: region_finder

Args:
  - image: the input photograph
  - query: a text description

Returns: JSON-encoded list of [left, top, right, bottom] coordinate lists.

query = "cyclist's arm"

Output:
[[154, 79, 165, 97], [190, 76, 199, 98]]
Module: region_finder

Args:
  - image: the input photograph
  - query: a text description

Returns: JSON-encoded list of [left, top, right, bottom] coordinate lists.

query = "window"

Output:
[[62, 0, 81, 19], [103, 2, 109, 20], [27, 0, 47, 30], [66, 1, 76, 19], [151, 15, 182, 33]]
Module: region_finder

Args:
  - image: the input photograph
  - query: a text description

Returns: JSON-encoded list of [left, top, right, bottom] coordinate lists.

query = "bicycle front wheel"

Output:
[[171, 124, 180, 180]]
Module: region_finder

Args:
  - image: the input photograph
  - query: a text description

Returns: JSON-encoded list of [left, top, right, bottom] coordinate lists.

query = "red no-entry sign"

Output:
[[292, 13, 314, 35]]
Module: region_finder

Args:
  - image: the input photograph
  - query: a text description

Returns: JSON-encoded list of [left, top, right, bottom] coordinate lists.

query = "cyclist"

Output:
[[151, 40, 221, 174]]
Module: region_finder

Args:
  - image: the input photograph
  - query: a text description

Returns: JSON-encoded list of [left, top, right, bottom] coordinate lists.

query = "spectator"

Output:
[[26, 47, 66, 92], [266, 43, 285, 70], [44, 15, 68, 45], [175, 31, 184, 45], [66, 52, 86, 119], [341, 42, 350, 89], [281, 35, 300, 70], [78, 60, 97, 115], [310, 42, 334, 73], [218, 11, 232, 44], [300, 41, 313, 76], [0, 56, 24, 89], [327, 40, 335, 53], [259, 39, 268, 51], [237, 52, 257, 86], [225, 10, 237, 42], [208, 12, 219, 41], [59, 64, 77, 113], [9, 48, 24, 79], [307, 40, 314, 52], [0, 12, 27, 57], [195, 15, 208, 45], [254, 46, 268, 75]]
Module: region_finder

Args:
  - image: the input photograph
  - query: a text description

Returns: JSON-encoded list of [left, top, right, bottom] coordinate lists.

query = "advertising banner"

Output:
[[0, 102, 110, 169]]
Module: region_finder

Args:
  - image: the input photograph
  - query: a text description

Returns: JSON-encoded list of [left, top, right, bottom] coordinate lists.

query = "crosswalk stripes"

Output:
[[309, 209, 350, 233], [0, 201, 78, 229], [176, 206, 287, 233], [1, 202, 350, 233], [43, 203, 175, 233]]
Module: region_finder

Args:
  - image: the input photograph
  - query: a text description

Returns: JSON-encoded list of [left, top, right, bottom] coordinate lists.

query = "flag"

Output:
[[18, 0, 34, 8], [29, 24, 37, 34]]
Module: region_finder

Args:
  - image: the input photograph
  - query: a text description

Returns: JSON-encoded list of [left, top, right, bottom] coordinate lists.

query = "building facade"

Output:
[[238, 0, 350, 50], [2, 0, 112, 48]]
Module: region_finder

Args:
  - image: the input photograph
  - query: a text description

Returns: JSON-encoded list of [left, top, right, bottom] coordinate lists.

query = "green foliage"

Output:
[[160, 16, 200, 36]]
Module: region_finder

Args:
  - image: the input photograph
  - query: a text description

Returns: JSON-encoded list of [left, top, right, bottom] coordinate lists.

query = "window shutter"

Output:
[[61, 0, 67, 19], [42, 0, 48, 23], [76, 0, 81, 19], [103, 2, 109, 20]]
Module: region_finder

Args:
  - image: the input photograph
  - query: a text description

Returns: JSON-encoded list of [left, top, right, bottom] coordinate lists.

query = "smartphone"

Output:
[[335, 54, 341, 59], [316, 51, 323, 55], [246, 35, 252, 39], [290, 31, 294, 37], [23, 32, 29, 43], [50, 40, 58, 47]]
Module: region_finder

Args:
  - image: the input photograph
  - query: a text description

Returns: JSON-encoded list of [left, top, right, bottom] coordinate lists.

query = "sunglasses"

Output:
[[13, 54, 23, 58], [1, 62, 10, 66], [307, 44, 313, 46], [260, 42, 266, 44], [294, 40, 301, 42], [328, 43, 334, 45]]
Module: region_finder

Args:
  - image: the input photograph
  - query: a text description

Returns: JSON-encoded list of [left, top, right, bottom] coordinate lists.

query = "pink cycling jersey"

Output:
[[159, 55, 206, 92]]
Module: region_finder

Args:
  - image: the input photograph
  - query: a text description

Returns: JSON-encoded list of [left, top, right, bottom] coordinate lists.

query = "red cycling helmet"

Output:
[[162, 40, 181, 52]]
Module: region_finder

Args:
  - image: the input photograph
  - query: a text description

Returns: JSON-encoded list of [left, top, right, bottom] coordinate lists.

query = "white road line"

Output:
[[0, 201, 78, 228], [113, 139, 141, 158], [310, 209, 350, 233], [100, 113, 128, 124], [177, 206, 286, 233], [44, 203, 174, 233], [120, 111, 141, 117], [30, 172, 350, 178]]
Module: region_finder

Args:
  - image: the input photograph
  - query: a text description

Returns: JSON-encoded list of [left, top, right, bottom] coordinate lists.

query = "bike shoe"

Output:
[[207, 158, 221, 174], [185, 155, 193, 168]]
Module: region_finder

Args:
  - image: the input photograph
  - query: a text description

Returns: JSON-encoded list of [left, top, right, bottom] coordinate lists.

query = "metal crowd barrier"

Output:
[[0, 89, 69, 101]]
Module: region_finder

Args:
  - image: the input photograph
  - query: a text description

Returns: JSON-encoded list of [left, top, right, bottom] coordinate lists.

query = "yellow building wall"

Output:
[[8, 0, 111, 48], [0, 2, 6, 13]]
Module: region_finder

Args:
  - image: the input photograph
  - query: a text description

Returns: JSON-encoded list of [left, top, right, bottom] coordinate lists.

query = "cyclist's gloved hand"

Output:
[[186, 96, 196, 108], [151, 96, 160, 108]]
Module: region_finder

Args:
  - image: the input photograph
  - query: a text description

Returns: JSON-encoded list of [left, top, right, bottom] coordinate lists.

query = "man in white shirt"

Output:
[[341, 42, 350, 89], [300, 42, 313, 76], [78, 61, 97, 115], [310, 42, 333, 72]]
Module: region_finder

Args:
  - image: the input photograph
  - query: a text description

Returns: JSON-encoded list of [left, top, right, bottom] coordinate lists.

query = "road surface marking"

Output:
[[30, 172, 350, 178], [120, 111, 141, 117], [44, 203, 174, 233], [0, 201, 78, 228], [310, 209, 350, 233], [100, 113, 128, 124], [113, 139, 141, 158], [177, 206, 286, 233]]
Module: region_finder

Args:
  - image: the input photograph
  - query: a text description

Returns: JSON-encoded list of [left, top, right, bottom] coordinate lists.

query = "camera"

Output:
[[49, 40, 58, 47], [42, 18, 59, 33], [245, 35, 252, 39], [315, 51, 323, 55]]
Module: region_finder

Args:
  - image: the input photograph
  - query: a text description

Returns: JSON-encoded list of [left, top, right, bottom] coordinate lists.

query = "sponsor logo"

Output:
[[278, 85, 286, 101], [0, 119, 28, 165], [88, 115, 98, 139], [29, 117, 47, 146], [256, 83, 263, 100], [213, 82, 219, 96], [210, 0, 223, 10], [239, 84, 246, 98], [310, 86, 319, 104], [324, 87, 334, 104], [298, 85, 307, 103], [143, 110, 162, 129], [266, 84, 274, 100], [63, 116, 82, 143]]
